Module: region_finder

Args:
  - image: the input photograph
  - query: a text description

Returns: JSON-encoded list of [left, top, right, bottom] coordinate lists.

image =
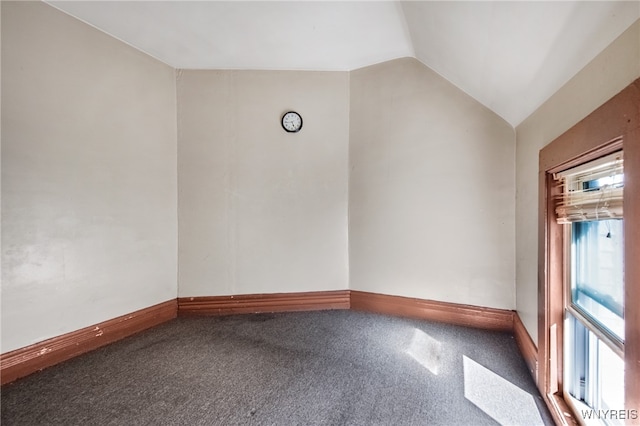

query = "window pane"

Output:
[[599, 340, 624, 413], [564, 314, 587, 402], [565, 312, 625, 422], [571, 219, 624, 341]]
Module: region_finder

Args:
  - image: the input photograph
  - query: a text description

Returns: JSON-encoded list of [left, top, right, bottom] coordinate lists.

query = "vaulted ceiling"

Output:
[[47, 1, 640, 126]]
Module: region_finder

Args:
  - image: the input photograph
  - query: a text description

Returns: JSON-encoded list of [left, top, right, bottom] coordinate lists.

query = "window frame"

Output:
[[565, 215, 625, 356], [563, 218, 626, 421], [538, 78, 640, 426]]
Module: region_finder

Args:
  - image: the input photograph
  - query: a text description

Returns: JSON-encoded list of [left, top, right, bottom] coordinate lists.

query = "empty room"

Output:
[[2, 1, 639, 425]]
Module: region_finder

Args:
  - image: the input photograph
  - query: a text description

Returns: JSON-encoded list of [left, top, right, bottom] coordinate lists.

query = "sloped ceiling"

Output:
[[47, 1, 639, 126]]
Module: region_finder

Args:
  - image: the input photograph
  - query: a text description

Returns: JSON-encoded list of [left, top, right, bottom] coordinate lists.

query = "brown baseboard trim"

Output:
[[513, 312, 538, 381], [1, 299, 177, 385], [350, 290, 514, 331], [2, 291, 536, 388], [178, 290, 350, 316]]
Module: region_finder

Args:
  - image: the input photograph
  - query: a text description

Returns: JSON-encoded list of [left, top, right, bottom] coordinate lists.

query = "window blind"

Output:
[[554, 151, 623, 224]]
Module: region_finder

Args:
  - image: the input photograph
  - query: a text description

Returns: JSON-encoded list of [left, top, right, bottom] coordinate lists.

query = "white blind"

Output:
[[554, 151, 624, 224]]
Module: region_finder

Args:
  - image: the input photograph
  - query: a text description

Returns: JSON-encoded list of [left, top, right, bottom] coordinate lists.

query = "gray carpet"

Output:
[[1, 310, 553, 425]]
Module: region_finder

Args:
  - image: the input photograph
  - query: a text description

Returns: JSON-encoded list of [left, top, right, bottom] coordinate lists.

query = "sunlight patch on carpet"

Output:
[[405, 328, 441, 375], [463, 355, 544, 426]]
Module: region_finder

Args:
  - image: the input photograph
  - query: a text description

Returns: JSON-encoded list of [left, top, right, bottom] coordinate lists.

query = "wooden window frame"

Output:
[[538, 79, 640, 425]]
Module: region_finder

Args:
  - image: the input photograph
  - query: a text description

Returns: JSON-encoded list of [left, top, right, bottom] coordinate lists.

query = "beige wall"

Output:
[[1, 2, 177, 353], [349, 58, 516, 309], [177, 70, 349, 296], [4, 1, 636, 355], [515, 20, 640, 344]]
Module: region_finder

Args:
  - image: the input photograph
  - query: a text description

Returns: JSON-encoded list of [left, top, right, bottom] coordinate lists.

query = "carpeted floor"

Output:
[[1, 310, 553, 425]]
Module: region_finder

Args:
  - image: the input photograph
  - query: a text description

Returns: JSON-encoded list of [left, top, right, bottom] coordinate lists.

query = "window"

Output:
[[570, 219, 624, 342], [555, 152, 625, 423], [538, 79, 640, 426]]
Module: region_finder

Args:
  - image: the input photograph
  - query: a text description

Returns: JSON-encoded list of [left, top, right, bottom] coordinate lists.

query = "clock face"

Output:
[[281, 111, 303, 133]]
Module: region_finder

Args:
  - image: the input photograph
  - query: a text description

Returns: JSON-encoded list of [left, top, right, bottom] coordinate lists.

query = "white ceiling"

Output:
[[47, 1, 640, 127]]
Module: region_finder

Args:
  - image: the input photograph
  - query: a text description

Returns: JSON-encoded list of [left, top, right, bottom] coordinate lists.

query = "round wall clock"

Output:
[[281, 111, 303, 133]]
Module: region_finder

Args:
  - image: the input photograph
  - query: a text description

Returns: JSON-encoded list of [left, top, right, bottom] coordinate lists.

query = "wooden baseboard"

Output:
[[0, 300, 177, 385], [350, 290, 514, 331], [178, 290, 350, 316], [513, 312, 538, 381], [3, 291, 538, 388]]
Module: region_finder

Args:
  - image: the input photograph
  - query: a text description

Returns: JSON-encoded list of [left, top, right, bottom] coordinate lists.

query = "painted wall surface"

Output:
[[177, 70, 349, 296], [1, 2, 178, 353], [349, 58, 515, 309], [515, 20, 640, 344]]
